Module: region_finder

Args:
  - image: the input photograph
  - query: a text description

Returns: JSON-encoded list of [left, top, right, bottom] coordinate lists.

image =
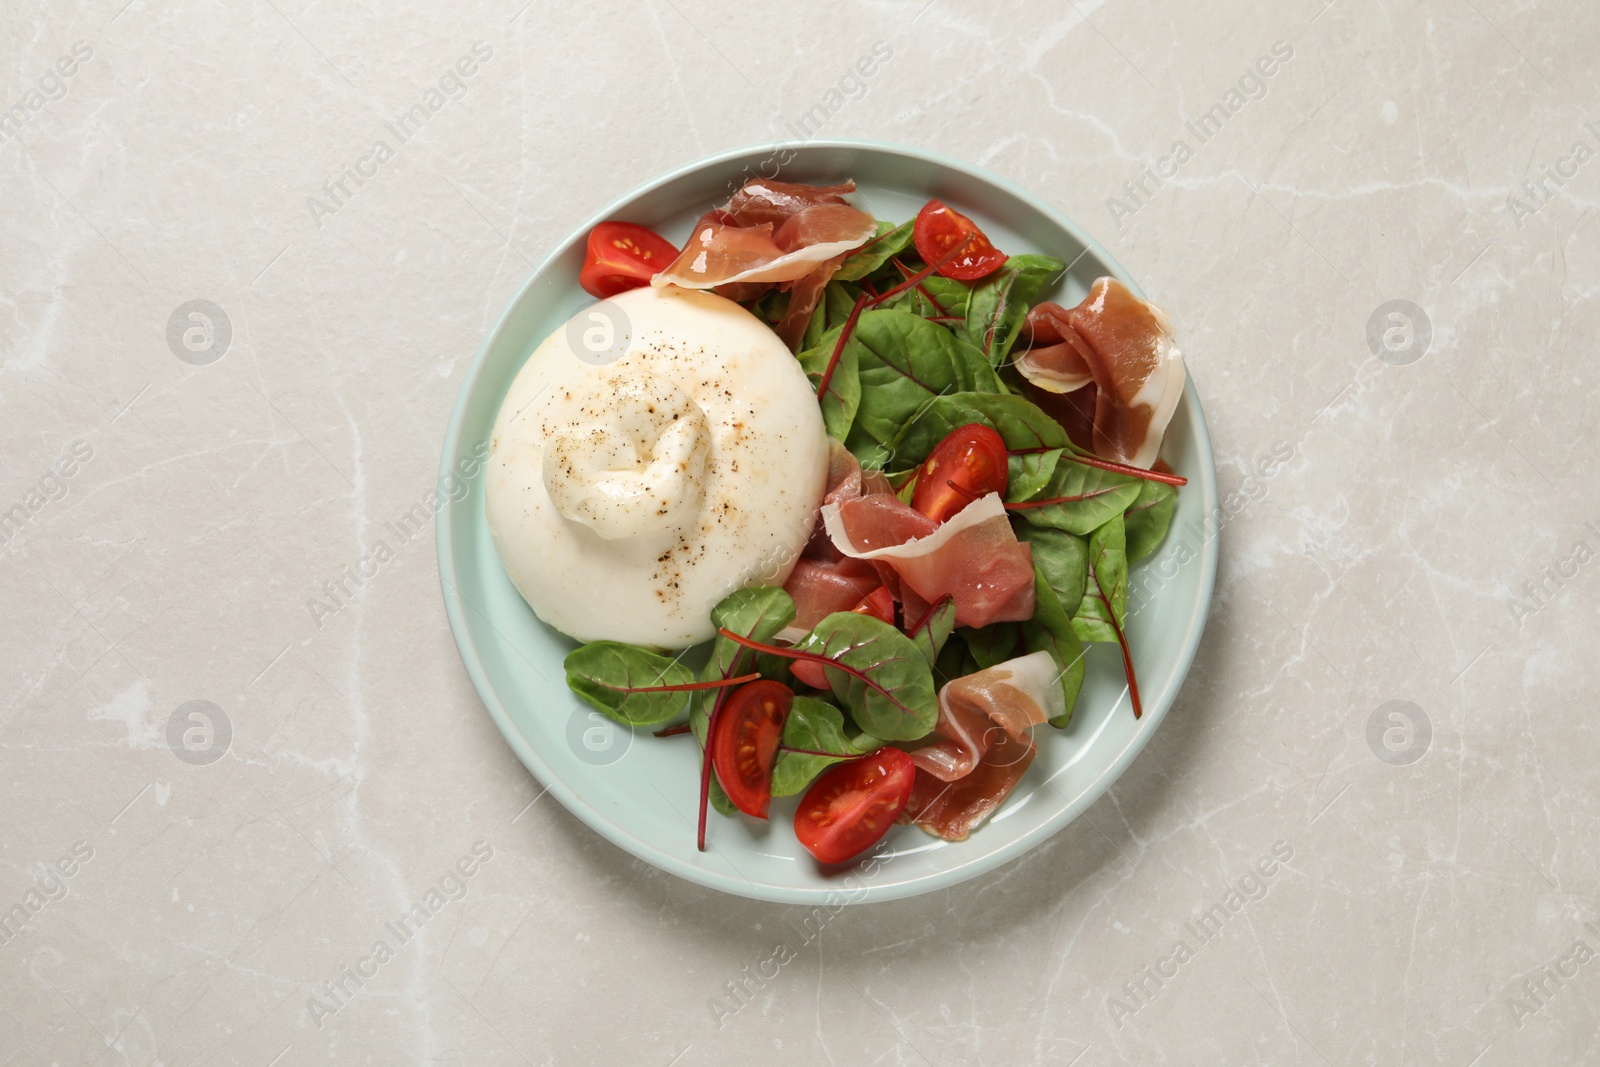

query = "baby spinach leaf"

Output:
[[906, 596, 957, 669], [1124, 479, 1178, 564], [796, 612, 938, 741], [770, 697, 877, 797], [933, 629, 969, 686], [1072, 515, 1129, 644], [691, 587, 797, 741], [797, 323, 861, 442], [835, 220, 914, 282], [1015, 523, 1090, 725], [889, 391, 1070, 467], [826, 280, 862, 322], [962, 623, 1019, 670], [564, 642, 697, 726], [1016, 525, 1089, 620], [883, 274, 971, 322], [1007, 448, 1063, 502], [1022, 618, 1086, 728], [845, 309, 1005, 454], [965, 254, 1065, 365], [1009, 461, 1142, 536], [708, 776, 738, 817]]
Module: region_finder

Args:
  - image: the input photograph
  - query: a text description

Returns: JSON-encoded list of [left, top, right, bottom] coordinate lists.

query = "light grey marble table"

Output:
[[3, 1, 1596, 1064]]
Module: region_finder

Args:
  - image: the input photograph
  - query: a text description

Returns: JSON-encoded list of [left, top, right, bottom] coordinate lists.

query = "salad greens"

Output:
[[561, 204, 1182, 825]]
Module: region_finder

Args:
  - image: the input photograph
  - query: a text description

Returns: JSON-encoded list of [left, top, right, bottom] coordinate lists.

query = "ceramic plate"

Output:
[[437, 140, 1217, 904]]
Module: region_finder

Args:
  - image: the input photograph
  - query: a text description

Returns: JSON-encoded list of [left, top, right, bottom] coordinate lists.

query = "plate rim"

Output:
[[436, 137, 1218, 904]]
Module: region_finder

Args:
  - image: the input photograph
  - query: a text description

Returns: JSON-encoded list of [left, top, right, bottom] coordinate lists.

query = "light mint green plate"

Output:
[[438, 140, 1217, 904]]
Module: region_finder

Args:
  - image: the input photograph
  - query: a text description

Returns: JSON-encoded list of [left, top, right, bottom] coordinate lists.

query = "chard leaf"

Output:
[[906, 596, 957, 669], [1007, 448, 1063, 502], [1010, 460, 1142, 536], [835, 220, 914, 281], [770, 697, 877, 797], [708, 776, 737, 817], [845, 309, 1005, 455], [1072, 515, 1129, 644], [889, 391, 1070, 467], [1022, 617, 1086, 728], [797, 323, 860, 442], [962, 623, 1019, 669], [801, 296, 826, 351], [1016, 525, 1089, 619], [796, 612, 938, 741], [933, 630, 969, 686], [1124, 479, 1178, 564], [965, 254, 1065, 364], [691, 587, 797, 741], [883, 274, 971, 321], [825, 280, 862, 322], [1017, 526, 1089, 725], [564, 642, 696, 726]]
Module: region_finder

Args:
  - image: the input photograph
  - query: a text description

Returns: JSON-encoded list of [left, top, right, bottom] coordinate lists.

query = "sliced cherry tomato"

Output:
[[710, 679, 792, 819], [910, 423, 1009, 524], [794, 747, 916, 864], [578, 221, 680, 298], [912, 199, 1007, 281], [851, 585, 896, 626], [789, 659, 830, 690]]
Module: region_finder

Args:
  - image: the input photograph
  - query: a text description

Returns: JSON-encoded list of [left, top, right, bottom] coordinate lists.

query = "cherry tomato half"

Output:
[[794, 747, 916, 864], [910, 423, 1009, 524], [710, 679, 792, 819], [911, 199, 1007, 281], [851, 585, 896, 626], [789, 658, 830, 690], [578, 221, 680, 298]]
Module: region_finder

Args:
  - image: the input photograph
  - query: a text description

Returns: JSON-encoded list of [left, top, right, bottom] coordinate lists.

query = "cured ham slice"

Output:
[[652, 188, 876, 290], [821, 492, 1034, 629], [802, 442, 891, 562], [725, 179, 859, 227], [1014, 277, 1185, 469], [909, 651, 1064, 781], [1021, 379, 1097, 455], [773, 252, 845, 352], [782, 557, 880, 634], [903, 651, 1065, 840]]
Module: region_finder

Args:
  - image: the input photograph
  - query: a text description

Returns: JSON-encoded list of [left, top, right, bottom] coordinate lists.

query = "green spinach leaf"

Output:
[[1016, 525, 1089, 619], [1072, 515, 1129, 644], [1010, 460, 1142, 536], [691, 587, 797, 741], [906, 596, 957, 669], [884, 274, 971, 322], [1007, 448, 1062, 502], [888, 391, 1070, 468], [1022, 617, 1086, 728], [1124, 479, 1178, 564], [770, 697, 877, 797], [796, 323, 861, 442], [835, 220, 914, 282], [564, 642, 696, 726], [797, 612, 938, 741], [965, 254, 1065, 365], [845, 309, 1005, 454], [962, 623, 1019, 669]]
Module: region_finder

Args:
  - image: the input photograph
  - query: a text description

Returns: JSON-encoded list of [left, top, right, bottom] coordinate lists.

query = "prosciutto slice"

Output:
[[821, 492, 1034, 629], [782, 557, 880, 634], [652, 184, 876, 290], [725, 179, 859, 227], [801, 441, 891, 563], [1014, 277, 1185, 469], [903, 651, 1065, 840]]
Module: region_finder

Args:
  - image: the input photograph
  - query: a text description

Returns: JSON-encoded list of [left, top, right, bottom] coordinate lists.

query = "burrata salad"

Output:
[[485, 178, 1189, 865]]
